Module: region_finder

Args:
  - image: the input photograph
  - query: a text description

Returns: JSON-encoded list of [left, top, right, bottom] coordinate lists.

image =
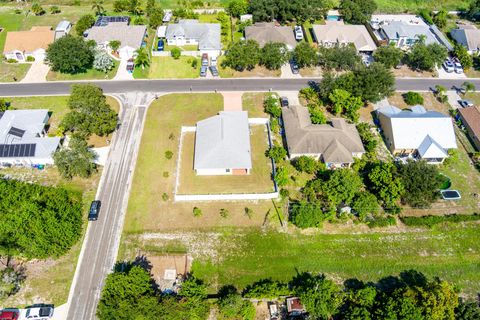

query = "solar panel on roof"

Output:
[[94, 16, 130, 26], [0, 144, 36, 157], [8, 126, 25, 138]]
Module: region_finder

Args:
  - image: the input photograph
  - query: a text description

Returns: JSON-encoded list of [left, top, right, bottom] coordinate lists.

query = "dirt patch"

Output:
[[147, 254, 192, 291], [222, 92, 243, 111], [392, 66, 437, 78], [254, 301, 270, 320], [299, 66, 323, 77], [387, 92, 450, 115]]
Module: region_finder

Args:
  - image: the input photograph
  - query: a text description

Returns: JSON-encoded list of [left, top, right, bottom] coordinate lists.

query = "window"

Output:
[[226, 169, 230, 173]]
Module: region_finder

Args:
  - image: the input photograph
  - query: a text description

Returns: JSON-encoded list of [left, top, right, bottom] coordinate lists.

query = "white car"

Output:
[[210, 56, 217, 67], [23, 305, 54, 319], [454, 61, 464, 74], [294, 26, 303, 41], [443, 60, 454, 73]]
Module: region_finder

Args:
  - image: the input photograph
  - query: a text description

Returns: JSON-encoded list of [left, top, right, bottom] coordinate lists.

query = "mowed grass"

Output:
[[0, 62, 31, 82], [373, 0, 469, 12], [133, 56, 199, 79], [192, 224, 480, 296], [46, 60, 119, 81], [242, 92, 270, 118], [178, 125, 274, 194], [125, 93, 277, 232]]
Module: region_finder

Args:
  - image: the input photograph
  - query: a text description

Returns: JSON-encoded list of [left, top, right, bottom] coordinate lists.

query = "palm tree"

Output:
[[92, 0, 105, 16], [462, 81, 476, 95], [135, 48, 150, 69]]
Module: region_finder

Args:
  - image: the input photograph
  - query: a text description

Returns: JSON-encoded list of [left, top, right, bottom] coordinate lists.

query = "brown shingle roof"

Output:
[[282, 105, 365, 163], [245, 23, 297, 49], [3, 27, 54, 53], [458, 106, 480, 140]]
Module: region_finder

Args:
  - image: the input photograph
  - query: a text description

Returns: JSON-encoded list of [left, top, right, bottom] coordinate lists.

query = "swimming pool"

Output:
[[327, 15, 340, 21]]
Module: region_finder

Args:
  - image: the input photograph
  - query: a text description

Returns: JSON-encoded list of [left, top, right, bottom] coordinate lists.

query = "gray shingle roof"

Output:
[[165, 20, 221, 50], [381, 21, 438, 45], [312, 24, 377, 52], [86, 24, 146, 49], [451, 28, 480, 51], [282, 105, 364, 163], [194, 111, 252, 170], [245, 23, 297, 49]]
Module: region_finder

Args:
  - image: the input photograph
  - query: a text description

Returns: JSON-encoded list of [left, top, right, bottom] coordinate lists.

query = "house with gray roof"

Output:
[[281, 105, 364, 169], [165, 20, 221, 56], [377, 20, 439, 49], [194, 111, 252, 175], [245, 23, 297, 50], [451, 25, 480, 54], [0, 109, 60, 166], [377, 105, 457, 163], [85, 24, 147, 59]]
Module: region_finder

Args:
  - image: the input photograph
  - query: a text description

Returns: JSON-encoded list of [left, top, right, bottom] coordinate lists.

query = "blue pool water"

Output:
[[327, 15, 340, 21]]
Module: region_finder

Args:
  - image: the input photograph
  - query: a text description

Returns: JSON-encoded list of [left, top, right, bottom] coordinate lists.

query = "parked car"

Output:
[[459, 99, 474, 108], [201, 53, 209, 67], [0, 309, 20, 320], [443, 60, 454, 73], [157, 39, 164, 51], [454, 61, 464, 74], [290, 59, 299, 74], [88, 200, 101, 221], [126, 59, 134, 73], [24, 305, 54, 319], [294, 26, 303, 41], [281, 96, 289, 107], [210, 56, 217, 67], [200, 65, 208, 77], [209, 65, 219, 77]]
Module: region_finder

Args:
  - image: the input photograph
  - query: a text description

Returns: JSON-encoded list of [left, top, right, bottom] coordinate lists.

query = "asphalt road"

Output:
[[66, 94, 148, 320], [0, 78, 479, 96]]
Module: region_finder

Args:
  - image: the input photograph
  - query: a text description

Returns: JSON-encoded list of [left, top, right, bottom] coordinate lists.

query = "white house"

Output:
[[377, 105, 457, 163], [0, 109, 61, 166], [85, 24, 147, 59], [194, 111, 252, 175], [165, 20, 221, 56], [3, 26, 54, 62]]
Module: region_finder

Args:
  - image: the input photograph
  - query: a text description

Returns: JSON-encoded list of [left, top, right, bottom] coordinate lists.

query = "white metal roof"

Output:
[[194, 111, 252, 170], [157, 26, 167, 38]]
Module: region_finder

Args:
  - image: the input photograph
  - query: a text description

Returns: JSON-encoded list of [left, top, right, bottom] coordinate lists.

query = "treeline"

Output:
[[98, 262, 480, 320], [0, 178, 83, 259]]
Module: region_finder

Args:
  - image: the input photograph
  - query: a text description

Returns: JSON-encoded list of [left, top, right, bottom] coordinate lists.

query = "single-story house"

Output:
[[165, 20, 221, 56], [377, 105, 457, 163], [451, 25, 480, 54], [377, 20, 438, 49], [458, 106, 480, 150], [286, 297, 306, 317], [245, 22, 297, 50], [0, 109, 61, 165], [282, 105, 365, 169], [312, 23, 377, 53], [85, 24, 147, 59], [54, 20, 71, 40], [194, 111, 252, 175], [3, 26, 54, 62]]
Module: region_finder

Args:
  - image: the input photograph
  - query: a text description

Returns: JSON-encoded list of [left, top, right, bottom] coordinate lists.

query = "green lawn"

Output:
[[373, 0, 469, 12], [164, 44, 199, 51], [242, 92, 270, 118], [0, 62, 31, 82], [191, 224, 480, 296], [46, 60, 119, 81], [133, 56, 199, 79], [178, 125, 274, 194]]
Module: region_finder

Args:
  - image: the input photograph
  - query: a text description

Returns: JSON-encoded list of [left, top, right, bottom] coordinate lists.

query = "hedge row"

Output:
[[400, 214, 480, 228]]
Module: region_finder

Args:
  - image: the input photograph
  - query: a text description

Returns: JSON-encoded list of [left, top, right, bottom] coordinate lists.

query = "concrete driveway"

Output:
[[281, 63, 301, 79], [21, 60, 50, 83], [113, 59, 133, 80], [222, 92, 243, 111], [437, 66, 467, 79], [278, 91, 300, 105], [446, 90, 462, 109]]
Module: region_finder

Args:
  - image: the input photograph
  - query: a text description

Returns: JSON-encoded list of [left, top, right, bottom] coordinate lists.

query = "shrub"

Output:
[[265, 146, 287, 162], [274, 167, 289, 187], [290, 202, 328, 228], [6, 59, 18, 63], [165, 150, 173, 159], [280, 188, 290, 199], [367, 215, 396, 228], [243, 279, 291, 299], [191, 58, 198, 68], [244, 207, 254, 219], [264, 94, 281, 118], [403, 91, 424, 105], [193, 207, 202, 217], [0, 267, 25, 298], [50, 5, 61, 14], [171, 47, 181, 59], [400, 214, 480, 228], [163, 171, 169, 178], [26, 56, 35, 62], [293, 156, 319, 174], [162, 193, 169, 201], [220, 208, 229, 218]]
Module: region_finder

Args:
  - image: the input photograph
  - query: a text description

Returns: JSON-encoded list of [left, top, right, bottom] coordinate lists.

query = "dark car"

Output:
[[201, 53, 209, 67], [290, 60, 299, 74], [0, 309, 19, 320], [126, 59, 134, 73], [88, 201, 101, 221], [157, 39, 164, 51], [209, 66, 219, 77], [281, 97, 289, 107], [200, 65, 208, 77], [459, 99, 474, 108]]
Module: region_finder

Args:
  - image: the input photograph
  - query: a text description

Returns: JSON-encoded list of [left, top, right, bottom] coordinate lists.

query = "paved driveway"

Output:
[[20, 60, 49, 83], [281, 63, 301, 79], [113, 59, 133, 80], [446, 90, 462, 109], [222, 92, 243, 111]]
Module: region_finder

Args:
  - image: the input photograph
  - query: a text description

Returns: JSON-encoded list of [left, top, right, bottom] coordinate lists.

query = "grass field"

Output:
[[177, 125, 274, 194], [242, 92, 271, 118], [133, 56, 199, 79], [373, 0, 469, 13], [46, 60, 119, 81], [0, 62, 31, 82], [125, 93, 277, 233], [189, 223, 480, 296]]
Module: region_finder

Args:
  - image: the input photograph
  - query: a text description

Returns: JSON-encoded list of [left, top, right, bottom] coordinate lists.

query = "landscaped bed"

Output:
[[46, 60, 119, 81], [177, 125, 275, 195]]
